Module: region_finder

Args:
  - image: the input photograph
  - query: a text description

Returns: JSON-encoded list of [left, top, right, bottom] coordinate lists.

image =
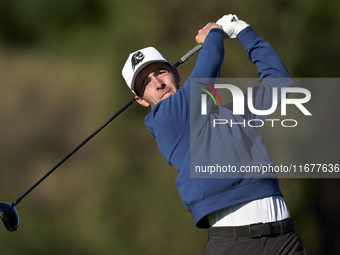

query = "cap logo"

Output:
[[131, 51, 145, 71]]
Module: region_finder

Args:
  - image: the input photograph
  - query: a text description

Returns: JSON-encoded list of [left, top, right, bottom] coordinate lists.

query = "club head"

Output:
[[0, 202, 19, 231]]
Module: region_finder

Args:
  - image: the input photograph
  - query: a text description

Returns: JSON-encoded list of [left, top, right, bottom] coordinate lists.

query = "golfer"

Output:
[[122, 15, 306, 255]]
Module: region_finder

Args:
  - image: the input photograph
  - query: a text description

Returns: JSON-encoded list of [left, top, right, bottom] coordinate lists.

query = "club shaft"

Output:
[[11, 43, 202, 208], [173, 44, 202, 68], [12, 98, 136, 207]]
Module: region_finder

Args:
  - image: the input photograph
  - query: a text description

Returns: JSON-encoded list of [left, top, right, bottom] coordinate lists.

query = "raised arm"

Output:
[[218, 16, 293, 122]]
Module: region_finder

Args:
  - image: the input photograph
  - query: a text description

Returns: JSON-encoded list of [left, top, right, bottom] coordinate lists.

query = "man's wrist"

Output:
[[236, 26, 259, 49], [206, 28, 225, 41]]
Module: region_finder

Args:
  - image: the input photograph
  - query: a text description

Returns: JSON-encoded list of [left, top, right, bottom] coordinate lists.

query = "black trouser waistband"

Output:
[[208, 218, 295, 238]]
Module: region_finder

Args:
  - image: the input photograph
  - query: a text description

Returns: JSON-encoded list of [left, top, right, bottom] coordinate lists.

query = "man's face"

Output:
[[134, 62, 180, 108]]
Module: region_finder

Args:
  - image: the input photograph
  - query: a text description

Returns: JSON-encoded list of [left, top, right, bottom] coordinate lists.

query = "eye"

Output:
[[157, 69, 168, 75], [144, 80, 150, 88]]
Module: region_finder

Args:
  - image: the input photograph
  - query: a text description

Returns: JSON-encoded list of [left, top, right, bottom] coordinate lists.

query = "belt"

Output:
[[208, 218, 295, 238]]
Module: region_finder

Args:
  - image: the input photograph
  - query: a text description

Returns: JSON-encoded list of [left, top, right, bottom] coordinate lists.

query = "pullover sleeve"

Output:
[[236, 27, 294, 122], [146, 28, 225, 134], [184, 28, 225, 128], [144, 29, 225, 167]]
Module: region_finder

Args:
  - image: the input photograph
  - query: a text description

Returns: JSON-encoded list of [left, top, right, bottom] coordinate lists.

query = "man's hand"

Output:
[[195, 22, 222, 44], [216, 14, 249, 38]]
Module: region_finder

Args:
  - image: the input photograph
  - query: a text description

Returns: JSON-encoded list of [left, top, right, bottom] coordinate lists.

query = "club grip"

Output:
[[173, 44, 202, 67]]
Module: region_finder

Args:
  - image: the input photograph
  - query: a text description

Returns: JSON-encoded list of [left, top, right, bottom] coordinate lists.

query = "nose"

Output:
[[151, 77, 165, 89]]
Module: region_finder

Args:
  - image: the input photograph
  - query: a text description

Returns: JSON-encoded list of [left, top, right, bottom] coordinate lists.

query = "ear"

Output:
[[135, 95, 150, 108], [172, 67, 181, 84]]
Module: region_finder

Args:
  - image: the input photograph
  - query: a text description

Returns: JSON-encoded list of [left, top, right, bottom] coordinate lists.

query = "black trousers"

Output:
[[204, 230, 306, 255]]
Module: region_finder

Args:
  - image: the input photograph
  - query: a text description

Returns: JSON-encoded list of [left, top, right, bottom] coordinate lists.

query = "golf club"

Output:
[[0, 43, 202, 232]]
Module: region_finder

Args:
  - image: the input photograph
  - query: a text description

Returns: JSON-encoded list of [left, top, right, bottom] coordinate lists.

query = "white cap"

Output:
[[122, 47, 170, 94]]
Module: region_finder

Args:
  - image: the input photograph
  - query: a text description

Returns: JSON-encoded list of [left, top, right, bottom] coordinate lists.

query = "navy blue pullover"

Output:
[[145, 27, 293, 228]]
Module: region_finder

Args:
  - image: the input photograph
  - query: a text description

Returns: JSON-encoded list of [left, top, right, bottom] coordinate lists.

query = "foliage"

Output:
[[0, 0, 339, 254]]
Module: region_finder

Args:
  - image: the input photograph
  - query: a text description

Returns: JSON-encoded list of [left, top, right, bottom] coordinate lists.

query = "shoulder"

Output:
[[145, 89, 189, 131]]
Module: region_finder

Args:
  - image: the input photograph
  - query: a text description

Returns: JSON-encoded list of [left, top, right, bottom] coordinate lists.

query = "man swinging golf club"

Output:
[[122, 14, 306, 255]]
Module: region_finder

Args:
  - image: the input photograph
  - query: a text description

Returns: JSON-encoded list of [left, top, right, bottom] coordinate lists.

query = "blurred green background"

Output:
[[0, 0, 339, 254]]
